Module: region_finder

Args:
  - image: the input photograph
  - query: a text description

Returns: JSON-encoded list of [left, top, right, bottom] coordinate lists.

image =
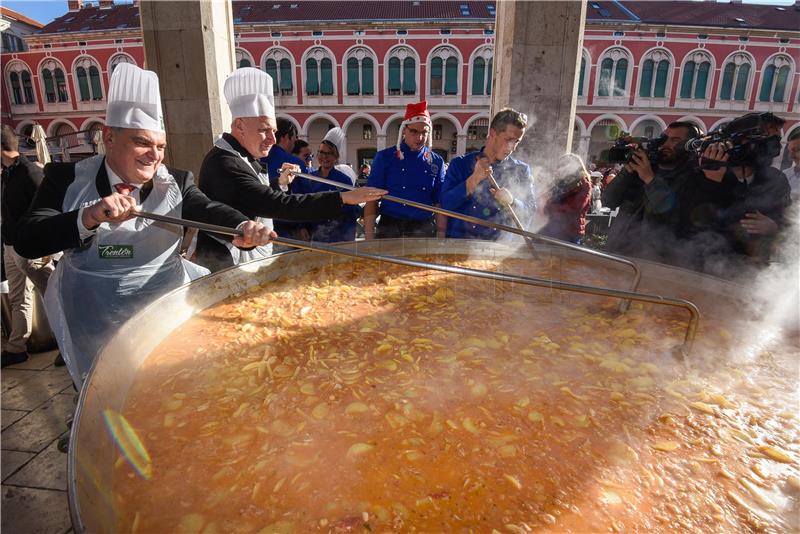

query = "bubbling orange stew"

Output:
[[114, 257, 799, 533]]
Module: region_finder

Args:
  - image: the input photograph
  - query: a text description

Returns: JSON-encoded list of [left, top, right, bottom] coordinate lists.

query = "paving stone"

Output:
[[1, 485, 71, 534], [1, 450, 35, 482], [2, 368, 74, 411], [5, 435, 68, 491], [2, 368, 38, 394], [2, 409, 28, 431], [1, 394, 75, 453]]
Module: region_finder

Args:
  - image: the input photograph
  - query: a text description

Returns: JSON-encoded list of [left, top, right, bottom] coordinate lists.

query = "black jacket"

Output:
[[15, 159, 249, 260], [195, 133, 344, 269], [2, 155, 44, 246]]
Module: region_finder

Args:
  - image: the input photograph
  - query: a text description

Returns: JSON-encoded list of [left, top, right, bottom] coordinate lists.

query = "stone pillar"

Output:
[[491, 1, 586, 164], [376, 134, 387, 151], [139, 0, 234, 178], [456, 134, 467, 156]]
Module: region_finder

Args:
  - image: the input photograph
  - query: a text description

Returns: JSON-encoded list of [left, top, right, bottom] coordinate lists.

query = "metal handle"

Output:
[[132, 210, 699, 356], [296, 171, 642, 306]]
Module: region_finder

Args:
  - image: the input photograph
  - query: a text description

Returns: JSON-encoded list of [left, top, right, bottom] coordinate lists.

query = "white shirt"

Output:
[[76, 162, 142, 240]]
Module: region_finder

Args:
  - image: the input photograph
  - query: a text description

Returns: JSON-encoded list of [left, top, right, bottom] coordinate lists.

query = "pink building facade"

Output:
[[2, 1, 798, 167]]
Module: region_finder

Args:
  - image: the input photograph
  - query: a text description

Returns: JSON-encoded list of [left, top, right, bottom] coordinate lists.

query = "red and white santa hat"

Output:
[[396, 101, 432, 160]]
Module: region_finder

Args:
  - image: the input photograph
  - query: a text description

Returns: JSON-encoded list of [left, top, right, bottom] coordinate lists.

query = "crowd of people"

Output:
[[1, 62, 798, 387]]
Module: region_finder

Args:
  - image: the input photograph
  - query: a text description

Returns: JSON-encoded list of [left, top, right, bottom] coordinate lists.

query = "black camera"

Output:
[[685, 113, 782, 168], [606, 134, 666, 166]]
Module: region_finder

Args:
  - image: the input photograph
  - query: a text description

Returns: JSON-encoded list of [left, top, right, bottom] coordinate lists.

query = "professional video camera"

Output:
[[606, 133, 666, 166], [685, 112, 782, 169]]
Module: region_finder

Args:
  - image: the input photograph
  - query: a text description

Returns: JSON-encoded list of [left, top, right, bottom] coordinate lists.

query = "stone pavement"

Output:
[[2, 348, 74, 534]]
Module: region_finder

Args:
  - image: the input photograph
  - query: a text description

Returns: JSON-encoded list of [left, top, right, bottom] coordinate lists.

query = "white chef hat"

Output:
[[224, 67, 275, 119], [105, 63, 165, 133], [322, 127, 345, 157]]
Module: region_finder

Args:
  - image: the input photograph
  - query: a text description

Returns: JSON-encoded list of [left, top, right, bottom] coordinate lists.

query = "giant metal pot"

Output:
[[67, 238, 752, 532]]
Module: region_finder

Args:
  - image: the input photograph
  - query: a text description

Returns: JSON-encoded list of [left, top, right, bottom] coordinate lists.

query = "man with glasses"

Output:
[[442, 108, 535, 240], [364, 101, 446, 239]]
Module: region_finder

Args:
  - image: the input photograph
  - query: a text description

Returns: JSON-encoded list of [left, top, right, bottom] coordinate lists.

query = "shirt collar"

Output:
[[105, 160, 141, 190]]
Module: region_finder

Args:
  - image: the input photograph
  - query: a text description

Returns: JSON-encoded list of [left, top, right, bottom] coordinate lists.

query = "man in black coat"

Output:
[[195, 67, 386, 271], [1, 125, 58, 367], [14, 63, 276, 387]]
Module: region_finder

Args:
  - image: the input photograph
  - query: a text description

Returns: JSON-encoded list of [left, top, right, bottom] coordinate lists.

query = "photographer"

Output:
[[692, 114, 790, 273], [602, 122, 702, 264]]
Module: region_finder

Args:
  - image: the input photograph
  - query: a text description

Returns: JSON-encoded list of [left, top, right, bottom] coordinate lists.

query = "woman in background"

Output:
[[539, 153, 592, 244]]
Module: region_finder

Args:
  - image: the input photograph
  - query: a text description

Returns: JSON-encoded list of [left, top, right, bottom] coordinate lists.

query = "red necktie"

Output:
[[114, 183, 137, 196]]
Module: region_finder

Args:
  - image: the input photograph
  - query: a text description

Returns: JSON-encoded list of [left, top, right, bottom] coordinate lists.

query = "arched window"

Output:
[[109, 54, 135, 75], [344, 47, 376, 96], [577, 56, 586, 96], [403, 57, 416, 95], [42, 69, 56, 102], [21, 71, 34, 103], [486, 57, 492, 95], [429, 46, 459, 96], [597, 49, 630, 97], [235, 48, 254, 70], [306, 58, 319, 95], [719, 54, 752, 102], [9, 72, 22, 104], [387, 46, 417, 96], [304, 48, 334, 97], [74, 57, 103, 101], [472, 57, 485, 95], [444, 57, 458, 95], [639, 50, 670, 98], [76, 67, 90, 101], [759, 55, 792, 103], [679, 53, 712, 100], [347, 57, 359, 95], [265, 59, 279, 92], [89, 66, 102, 100]]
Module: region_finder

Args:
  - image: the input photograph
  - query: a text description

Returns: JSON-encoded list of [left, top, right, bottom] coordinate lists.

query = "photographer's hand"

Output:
[[701, 143, 728, 182], [629, 148, 655, 184], [740, 212, 778, 236]]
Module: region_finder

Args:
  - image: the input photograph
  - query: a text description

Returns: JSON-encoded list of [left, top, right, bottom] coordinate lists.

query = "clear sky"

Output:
[[3, 0, 796, 27]]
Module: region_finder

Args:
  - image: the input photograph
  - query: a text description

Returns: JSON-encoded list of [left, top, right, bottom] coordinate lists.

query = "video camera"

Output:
[[607, 133, 666, 166], [685, 112, 782, 168]]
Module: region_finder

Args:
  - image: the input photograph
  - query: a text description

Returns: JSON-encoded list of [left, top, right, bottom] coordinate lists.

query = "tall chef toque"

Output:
[[105, 63, 165, 133], [396, 101, 432, 160], [224, 67, 275, 119]]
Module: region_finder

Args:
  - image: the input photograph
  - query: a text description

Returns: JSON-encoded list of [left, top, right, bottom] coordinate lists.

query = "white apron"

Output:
[[209, 137, 273, 264], [45, 155, 210, 386]]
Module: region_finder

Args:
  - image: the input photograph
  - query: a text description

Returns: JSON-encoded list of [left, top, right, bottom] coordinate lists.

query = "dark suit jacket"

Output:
[[195, 133, 344, 269], [15, 159, 250, 260], [1, 155, 44, 246]]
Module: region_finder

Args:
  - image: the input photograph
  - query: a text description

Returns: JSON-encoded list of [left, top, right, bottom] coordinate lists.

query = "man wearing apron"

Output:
[[195, 67, 386, 272], [14, 64, 276, 387]]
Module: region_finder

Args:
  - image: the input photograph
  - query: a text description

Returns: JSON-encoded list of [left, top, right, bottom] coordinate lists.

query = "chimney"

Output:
[[100, 0, 114, 8], [67, 0, 83, 11]]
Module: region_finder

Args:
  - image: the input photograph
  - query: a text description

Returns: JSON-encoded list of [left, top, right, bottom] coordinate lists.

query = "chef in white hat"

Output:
[[14, 63, 276, 387], [195, 68, 386, 270], [291, 127, 361, 242]]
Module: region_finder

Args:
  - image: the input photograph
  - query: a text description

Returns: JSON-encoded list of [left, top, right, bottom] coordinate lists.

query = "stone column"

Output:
[[376, 134, 387, 151], [456, 134, 467, 156], [139, 0, 234, 178], [491, 1, 586, 165]]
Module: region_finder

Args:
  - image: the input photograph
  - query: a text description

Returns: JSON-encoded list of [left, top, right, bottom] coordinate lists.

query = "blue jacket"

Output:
[[293, 167, 359, 242], [442, 150, 535, 239], [367, 142, 444, 220], [261, 145, 310, 232]]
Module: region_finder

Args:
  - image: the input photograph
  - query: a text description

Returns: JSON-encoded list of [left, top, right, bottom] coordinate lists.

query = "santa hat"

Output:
[[396, 101, 432, 160], [106, 63, 164, 133], [224, 67, 275, 119]]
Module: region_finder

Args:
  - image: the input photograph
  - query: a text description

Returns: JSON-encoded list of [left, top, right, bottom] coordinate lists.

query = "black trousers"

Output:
[[376, 214, 436, 238]]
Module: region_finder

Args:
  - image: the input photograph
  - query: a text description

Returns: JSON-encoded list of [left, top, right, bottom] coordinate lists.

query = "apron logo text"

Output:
[[98, 245, 134, 259]]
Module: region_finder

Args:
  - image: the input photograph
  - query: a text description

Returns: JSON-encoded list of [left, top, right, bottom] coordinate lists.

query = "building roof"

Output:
[[0, 7, 44, 29], [621, 0, 800, 32], [33, 0, 800, 35]]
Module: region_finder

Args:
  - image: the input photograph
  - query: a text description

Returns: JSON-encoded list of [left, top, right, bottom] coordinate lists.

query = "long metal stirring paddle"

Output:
[[131, 210, 699, 356], [294, 171, 642, 310]]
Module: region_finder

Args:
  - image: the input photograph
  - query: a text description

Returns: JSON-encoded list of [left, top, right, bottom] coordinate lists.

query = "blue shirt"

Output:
[[367, 142, 444, 220], [441, 150, 535, 239], [261, 145, 309, 190], [293, 167, 359, 242]]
